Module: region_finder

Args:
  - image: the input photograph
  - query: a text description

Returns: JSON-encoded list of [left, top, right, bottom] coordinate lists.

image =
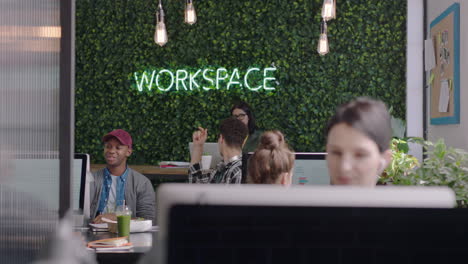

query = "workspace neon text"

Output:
[[133, 67, 277, 93]]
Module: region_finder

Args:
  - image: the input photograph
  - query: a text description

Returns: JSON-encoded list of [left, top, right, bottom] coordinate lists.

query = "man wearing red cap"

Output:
[[90, 129, 155, 223]]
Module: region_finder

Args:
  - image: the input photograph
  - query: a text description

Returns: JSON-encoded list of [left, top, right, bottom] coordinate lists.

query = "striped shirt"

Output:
[[189, 155, 242, 184]]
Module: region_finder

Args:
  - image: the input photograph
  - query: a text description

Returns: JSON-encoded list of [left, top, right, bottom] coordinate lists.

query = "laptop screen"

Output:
[[189, 142, 222, 169], [293, 152, 328, 185]]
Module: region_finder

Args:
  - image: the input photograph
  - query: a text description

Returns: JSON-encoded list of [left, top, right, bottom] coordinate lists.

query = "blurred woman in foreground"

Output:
[[325, 97, 392, 187]]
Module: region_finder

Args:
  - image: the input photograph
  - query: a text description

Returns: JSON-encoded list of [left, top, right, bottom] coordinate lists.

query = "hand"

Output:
[[191, 127, 207, 165], [93, 213, 116, 224], [192, 127, 208, 146]]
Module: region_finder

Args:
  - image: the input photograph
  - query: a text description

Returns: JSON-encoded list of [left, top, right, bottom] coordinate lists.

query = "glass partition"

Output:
[[0, 0, 62, 262]]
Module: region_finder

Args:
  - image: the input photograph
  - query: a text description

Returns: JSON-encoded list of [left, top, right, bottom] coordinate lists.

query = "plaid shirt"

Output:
[[189, 156, 242, 184]]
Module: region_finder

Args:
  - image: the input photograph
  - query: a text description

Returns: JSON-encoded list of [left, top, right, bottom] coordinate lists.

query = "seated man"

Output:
[[189, 117, 248, 184], [90, 129, 155, 223]]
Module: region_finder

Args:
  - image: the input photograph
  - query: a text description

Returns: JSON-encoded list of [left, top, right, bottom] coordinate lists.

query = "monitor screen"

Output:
[[167, 205, 467, 264], [292, 152, 328, 185], [11, 154, 88, 210], [73, 154, 88, 210], [151, 184, 456, 264]]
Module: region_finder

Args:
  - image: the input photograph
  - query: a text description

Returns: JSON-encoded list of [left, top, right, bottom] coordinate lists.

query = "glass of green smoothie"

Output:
[[116, 200, 132, 237]]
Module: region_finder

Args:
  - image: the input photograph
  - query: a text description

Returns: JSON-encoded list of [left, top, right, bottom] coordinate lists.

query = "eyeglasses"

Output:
[[233, 113, 247, 120]]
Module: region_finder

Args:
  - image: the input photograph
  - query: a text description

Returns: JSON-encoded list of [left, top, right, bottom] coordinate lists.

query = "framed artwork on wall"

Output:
[[429, 3, 460, 125]]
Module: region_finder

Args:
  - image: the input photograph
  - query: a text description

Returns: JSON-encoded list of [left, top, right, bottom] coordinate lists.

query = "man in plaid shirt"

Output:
[[189, 117, 248, 184]]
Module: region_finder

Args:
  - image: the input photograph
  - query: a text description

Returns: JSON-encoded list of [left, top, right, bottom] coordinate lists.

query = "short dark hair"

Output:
[[219, 117, 249, 149], [325, 97, 392, 153], [231, 101, 256, 134]]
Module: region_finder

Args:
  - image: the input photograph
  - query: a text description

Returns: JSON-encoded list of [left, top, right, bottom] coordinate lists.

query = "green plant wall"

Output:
[[75, 0, 407, 164]]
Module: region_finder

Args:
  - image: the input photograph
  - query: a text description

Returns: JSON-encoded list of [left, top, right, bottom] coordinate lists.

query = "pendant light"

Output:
[[321, 0, 336, 21], [184, 0, 197, 25], [154, 0, 168, 46], [317, 20, 329, 56]]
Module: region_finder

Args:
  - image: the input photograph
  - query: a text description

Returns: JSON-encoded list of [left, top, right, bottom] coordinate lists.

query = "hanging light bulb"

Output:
[[154, 1, 168, 46], [185, 0, 197, 25], [317, 33, 329, 55], [317, 20, 329, 56], [321, 0, 336, 21]]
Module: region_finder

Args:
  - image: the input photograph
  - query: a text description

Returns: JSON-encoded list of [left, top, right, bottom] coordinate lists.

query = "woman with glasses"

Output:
[[231, 101, 263, 153]]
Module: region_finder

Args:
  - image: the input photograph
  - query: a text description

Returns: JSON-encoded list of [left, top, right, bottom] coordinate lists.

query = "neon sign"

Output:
[[133, 67, 277, 92]]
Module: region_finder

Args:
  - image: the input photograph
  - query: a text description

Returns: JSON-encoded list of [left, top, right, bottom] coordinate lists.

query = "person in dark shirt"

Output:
[[231, 101, 263, 153]]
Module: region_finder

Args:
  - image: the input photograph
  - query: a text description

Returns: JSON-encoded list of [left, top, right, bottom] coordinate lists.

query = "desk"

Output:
[[91, 164, 188, 182], [81, 228, 155, 264]]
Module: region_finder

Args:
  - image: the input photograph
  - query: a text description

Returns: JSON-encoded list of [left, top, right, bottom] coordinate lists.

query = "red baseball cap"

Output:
[[102, 129, 132, 149]]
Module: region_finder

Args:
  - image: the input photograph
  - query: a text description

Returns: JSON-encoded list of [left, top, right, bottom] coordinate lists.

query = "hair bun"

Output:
[[247, 130, 295, 184], [259, 131, 285, 150]]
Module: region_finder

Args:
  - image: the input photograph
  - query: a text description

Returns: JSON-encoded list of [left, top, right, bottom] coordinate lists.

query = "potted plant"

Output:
[[401, 138, 468, 207], [379, 137, 420, 185], [383, 138, 468, 207], [381, 111, 468, 206]]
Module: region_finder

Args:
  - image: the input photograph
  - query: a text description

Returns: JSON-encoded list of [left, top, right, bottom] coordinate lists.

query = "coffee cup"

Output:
[[201, 155, 212, 171]]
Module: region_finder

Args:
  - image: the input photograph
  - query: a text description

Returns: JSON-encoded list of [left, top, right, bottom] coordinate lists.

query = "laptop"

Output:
[[189, 142, 223, 169]]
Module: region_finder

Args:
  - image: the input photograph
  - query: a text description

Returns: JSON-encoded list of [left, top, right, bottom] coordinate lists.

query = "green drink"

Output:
[[117, 214, 131, 237], [116, 200, 132, 237]]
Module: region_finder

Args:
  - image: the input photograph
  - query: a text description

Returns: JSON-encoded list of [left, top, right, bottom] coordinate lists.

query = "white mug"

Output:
[[201, 155, 212, 171]]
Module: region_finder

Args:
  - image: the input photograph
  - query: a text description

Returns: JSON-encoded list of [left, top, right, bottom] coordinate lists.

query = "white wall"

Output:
[[407, 0, 424, 161], [426, 0, 468, 149]]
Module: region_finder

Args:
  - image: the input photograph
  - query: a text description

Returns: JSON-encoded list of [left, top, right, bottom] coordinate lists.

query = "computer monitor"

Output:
[[293, 152, 328, 185], [150, 184, 456, 264], [242, 152, 328, 185], [189, 142, 222, 169], [73, 153, 88, 211], [167, 205, 468, 264], [11, 153, 89, 211]]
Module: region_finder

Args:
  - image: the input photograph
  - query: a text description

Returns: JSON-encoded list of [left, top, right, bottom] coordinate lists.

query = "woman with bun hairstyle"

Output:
[[231, 101, 263, 153], [325, 97, 392, 187], [247, 130, 295, 186]]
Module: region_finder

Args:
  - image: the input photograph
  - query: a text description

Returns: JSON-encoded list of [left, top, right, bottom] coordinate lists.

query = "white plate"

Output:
[[129, 220, 152, 233], [91, 220, 152, 233], [89, 223, 107, 229], [95, 245, 134, 252], [159, 161, 190, 167]]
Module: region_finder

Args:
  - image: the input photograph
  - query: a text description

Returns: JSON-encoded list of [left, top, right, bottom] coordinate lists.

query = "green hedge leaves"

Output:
[[75, 0, 406, 164]]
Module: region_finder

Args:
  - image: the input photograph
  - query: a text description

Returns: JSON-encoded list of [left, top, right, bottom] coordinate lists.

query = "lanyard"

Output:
[[97, 167, 129, 214]]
